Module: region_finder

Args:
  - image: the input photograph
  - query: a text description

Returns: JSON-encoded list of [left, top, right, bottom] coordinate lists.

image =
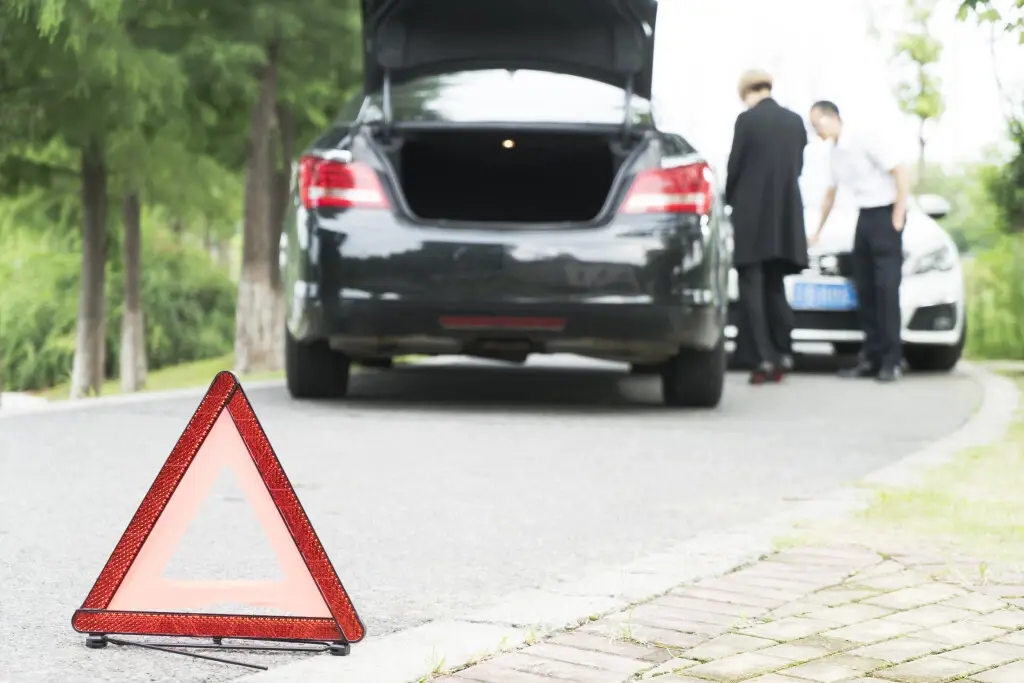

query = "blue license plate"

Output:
[[791, 282, 858, 311]]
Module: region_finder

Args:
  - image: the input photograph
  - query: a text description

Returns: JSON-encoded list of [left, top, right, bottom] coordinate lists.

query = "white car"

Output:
[[725, 194, 966, 372]]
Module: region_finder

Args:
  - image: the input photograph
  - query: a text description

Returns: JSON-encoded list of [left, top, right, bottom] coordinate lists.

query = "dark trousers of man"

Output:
[[852, 204, 903, 371], [736, 259, 794, 368]]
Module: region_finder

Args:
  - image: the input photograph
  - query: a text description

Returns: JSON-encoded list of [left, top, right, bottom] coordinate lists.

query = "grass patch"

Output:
[[35, 354, 283, 401], [782, 376, 1024, 567]]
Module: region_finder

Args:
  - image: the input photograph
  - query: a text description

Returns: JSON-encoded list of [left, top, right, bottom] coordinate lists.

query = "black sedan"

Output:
[[281, 0, 733, 407]]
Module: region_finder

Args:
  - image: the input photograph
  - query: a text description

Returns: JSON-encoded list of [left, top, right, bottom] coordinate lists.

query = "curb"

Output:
[[236, 362, 1019, 683], [0, 380, 286, 420]]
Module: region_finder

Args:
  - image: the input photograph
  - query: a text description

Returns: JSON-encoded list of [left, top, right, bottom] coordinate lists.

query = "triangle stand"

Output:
[[72, 372, 365, 670]]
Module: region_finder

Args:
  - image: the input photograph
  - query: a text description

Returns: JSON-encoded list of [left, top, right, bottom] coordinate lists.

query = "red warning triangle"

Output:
[[71, 371, 365, 644]]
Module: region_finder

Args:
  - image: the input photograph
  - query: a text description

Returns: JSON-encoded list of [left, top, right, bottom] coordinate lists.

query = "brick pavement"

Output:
[[434, 545, 1024, 683]]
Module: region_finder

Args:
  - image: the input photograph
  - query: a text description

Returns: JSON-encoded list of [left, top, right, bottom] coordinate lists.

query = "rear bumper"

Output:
[[284, 210, 731, 361], [295, 298, 723, 362]]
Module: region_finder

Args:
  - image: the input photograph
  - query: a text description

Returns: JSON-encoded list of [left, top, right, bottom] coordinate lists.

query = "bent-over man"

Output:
[[809, 101, 911, 383], [725, 69, 809, 384]]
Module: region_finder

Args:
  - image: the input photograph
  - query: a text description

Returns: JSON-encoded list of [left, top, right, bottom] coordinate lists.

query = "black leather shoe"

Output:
[[839, 360, 879, 379], [750, 362, 784, 385], [780, 354, 795, 373], [877, 366, 903, 383]]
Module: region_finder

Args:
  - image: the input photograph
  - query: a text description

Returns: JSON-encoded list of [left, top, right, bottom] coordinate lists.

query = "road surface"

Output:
[[0, 357, 981, 682]]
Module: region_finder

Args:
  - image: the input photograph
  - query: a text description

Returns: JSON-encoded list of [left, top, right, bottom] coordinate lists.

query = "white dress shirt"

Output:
[[828, 128, 901, 209]]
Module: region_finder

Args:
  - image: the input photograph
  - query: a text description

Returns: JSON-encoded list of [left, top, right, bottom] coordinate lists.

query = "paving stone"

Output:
[[698, 577, 805, 602], [851, 572, 931, 592], [639, 656, 699, 678], [804, 603, 894, 626], [680, 633, 777, 661], [455, 654, 623, 683], [822, 618, 922, 644], [940, 640, 1024, 666], [941, 593, 1009, 613], [996, 630, 1024, 646], [845, 637, 947, 663], [757, 641, 836, 661], [880, 604, 977, 628], [742, 563, 854, 584], [684, 651, 794, 681], [776, 654, 887, 682], [632, 603, 741, 629], [579, 621, 705, 649], [628, 607, 731, 637], [863, 584, 966, 610], [742, 675, 808, 683], [546, 631, 663, 661], [727, 574, 832, 595], [872, 654, 980, 682], [453, 665, 564, 683], [522, 643, 646, 675], [854, 561, 912, 579], [764, 601, 824, 619], [739, 616, 840, 641], [784, 635, 861, 654], [976, 584, 1024, 599], [769, 549, 878, 568], [804, 589, 883, 607], [970, 608, 1024, 629], [971, 659, 1024, 682], [673, 586, 787, 610], [915, 620, 1008, 646], [655, 595, 769, 619]]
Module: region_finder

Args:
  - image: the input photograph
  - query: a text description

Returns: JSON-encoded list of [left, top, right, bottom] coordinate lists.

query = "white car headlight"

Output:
[[905, 244, 957, 275]]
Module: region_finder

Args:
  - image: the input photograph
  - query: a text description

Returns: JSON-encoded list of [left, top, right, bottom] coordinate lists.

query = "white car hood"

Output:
[[806, 204, 950, 256]]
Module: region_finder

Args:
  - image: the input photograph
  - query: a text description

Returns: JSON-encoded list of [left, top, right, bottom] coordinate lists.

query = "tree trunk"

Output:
[[171, 216, 184, 240], [235, 47, 284, 375], [69, 140, 109, 399], [120, 191, 147, 392], [271, 102, 295, 290]]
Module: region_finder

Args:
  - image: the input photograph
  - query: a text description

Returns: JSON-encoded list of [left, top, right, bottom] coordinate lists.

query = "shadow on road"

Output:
[[321, 353, 849, 414]]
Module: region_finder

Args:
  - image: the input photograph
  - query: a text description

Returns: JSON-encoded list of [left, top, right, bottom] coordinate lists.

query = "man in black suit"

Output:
[[725, 69, 809, 384]]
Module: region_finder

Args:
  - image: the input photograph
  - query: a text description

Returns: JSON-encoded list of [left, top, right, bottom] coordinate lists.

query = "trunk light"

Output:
[[621, 161, 715, 215], [298, 155, 390, 210]]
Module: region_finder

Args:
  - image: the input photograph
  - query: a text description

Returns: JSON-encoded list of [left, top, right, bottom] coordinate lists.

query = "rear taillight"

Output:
[[620, 161, 714, 215], [298, 155, 390, 210]]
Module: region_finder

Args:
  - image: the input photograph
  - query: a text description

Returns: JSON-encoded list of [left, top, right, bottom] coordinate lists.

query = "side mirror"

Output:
[[917, 194, 951, 221]]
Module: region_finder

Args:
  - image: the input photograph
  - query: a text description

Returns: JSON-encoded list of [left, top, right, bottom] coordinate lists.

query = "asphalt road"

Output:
[[0, 356, 981, 683]]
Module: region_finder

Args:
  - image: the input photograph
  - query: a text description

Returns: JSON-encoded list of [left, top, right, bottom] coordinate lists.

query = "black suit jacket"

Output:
[[725, 98, 809, 272]]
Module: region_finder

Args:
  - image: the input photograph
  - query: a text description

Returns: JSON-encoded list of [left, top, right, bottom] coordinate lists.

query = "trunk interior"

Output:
[[384, 130, 635, 223]]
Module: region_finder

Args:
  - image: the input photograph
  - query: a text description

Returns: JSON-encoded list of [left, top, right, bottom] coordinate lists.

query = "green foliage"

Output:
[[966, 235, 1024, 359], [982, 119, 1024, 233], [958, 0, 1024, 41], [0, 209, 236, 392], [918, 160, 1006, 251]]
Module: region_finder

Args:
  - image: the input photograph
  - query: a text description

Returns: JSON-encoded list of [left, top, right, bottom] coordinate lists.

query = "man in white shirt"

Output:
[[808, 101, 911, 382]]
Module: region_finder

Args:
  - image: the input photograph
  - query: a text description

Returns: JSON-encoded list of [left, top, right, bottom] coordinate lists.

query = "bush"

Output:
[[966, 235, 1024, 360], [0, 225, 236, 392]]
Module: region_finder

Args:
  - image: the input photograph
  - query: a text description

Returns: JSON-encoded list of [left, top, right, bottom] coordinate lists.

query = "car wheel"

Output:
[[285, 329, 351, 399], [661, 338, 726, 408], [903, 320, 966, 373]]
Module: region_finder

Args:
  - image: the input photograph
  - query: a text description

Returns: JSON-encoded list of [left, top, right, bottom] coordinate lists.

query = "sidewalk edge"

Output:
[[236, 362, 1018, 683]]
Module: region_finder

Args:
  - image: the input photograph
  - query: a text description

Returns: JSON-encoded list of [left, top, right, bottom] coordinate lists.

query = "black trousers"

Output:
[[853, 204, 904, 369], [736, 259, 794, 368]]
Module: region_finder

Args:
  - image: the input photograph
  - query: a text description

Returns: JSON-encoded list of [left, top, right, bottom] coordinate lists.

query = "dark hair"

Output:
[[811, 100, 841, 118], [749, 82, 772, 94]]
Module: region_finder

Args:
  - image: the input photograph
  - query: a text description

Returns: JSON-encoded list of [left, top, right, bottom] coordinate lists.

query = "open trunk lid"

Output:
[[360, 0, 658, 100]]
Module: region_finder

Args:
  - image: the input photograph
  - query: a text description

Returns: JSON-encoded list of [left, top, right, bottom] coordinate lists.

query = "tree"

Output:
[[1, 1, 186, 398], [177, 0, 363, 375], [891, 0, 945, 185]]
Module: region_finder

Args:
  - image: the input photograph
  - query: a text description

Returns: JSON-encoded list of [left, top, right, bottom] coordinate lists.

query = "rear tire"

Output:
[[661, 337, 726, 408], [285, 329, 351, 399]]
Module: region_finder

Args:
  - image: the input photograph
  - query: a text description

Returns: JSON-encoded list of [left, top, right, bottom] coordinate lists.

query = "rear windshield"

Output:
[[351, 69, 654, 126]]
